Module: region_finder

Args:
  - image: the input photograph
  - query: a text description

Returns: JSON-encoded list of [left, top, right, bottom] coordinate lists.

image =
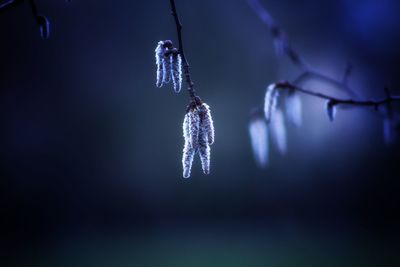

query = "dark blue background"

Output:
[[0, 0, 399, 266]]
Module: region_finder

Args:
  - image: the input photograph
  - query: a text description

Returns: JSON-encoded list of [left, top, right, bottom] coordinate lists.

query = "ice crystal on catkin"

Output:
[[264, 83, 279, 122], [182, 139, 196, 178], [182, 111, 197, 178], [170, 49, 182, 93], [187, 108, 200, 148], [198, 136, 211, 174], [198, 103, 214, 174], [199, 103, 215, 145], [285, 91, 302, 127], [163, 54, 172, 84], [249, 117, 269, 167], [182, 101, 215, 178], [155, 41, 166, 87]]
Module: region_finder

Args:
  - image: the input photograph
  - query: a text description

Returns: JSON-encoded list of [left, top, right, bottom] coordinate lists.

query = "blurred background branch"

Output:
[[247, 0, 400, 133], [247, 0, 362, 99]]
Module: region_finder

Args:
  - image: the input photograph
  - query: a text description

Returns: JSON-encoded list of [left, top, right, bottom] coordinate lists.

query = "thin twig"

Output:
[[0, 0, 24, 13], [0, 0, 48, 38], [276, 80, 400, 107], [169, 0, 197, 99], [28, 0, 37, 16]]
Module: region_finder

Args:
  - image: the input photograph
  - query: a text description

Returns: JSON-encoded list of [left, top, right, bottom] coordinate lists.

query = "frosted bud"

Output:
[[325, 100, 337, 122], [285, 91, 302, 127], [37, 15, 50, 39], [249, 117, 269, 168]]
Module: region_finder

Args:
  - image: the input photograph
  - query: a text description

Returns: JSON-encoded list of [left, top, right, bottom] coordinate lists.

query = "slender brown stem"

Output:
[[169, 0, 197, 99]]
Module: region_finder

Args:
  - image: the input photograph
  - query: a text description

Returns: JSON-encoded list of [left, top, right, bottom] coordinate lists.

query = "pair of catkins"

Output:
[[155, 40, 215, 178]]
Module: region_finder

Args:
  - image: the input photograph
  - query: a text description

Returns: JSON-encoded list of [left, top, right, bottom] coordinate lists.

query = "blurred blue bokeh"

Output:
[[0, 0, 399, 266]]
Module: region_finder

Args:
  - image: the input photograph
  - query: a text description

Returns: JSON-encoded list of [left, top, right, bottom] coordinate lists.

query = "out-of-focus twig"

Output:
[[275, 80, 400, 107], [247, 0, 361, 99]]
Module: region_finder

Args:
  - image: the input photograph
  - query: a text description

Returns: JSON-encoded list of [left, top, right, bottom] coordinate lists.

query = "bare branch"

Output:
[[275, 81, 400, 108], [0, 0, 24, 13]]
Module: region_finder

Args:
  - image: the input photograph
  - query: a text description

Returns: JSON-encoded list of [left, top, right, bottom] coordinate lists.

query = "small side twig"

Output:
[[0, 0, 24, 14]]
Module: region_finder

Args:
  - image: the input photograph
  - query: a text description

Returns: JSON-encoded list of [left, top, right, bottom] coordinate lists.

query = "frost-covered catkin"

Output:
[[249, 117, 269, 167], [182, 102, 215, 178], [187, 108, 200, 148], [163, 53, 172, 84], [264, 83, 279, 122], [182, 108, 200, 178], [285, 92, 302, 127], [155, 41, 165, 87], [199, 103, 215, 145], [155, 40, 183, 93], [198, 103, 214, 174], [170, 51, 182, 93], [270, 109, 287, 154]]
